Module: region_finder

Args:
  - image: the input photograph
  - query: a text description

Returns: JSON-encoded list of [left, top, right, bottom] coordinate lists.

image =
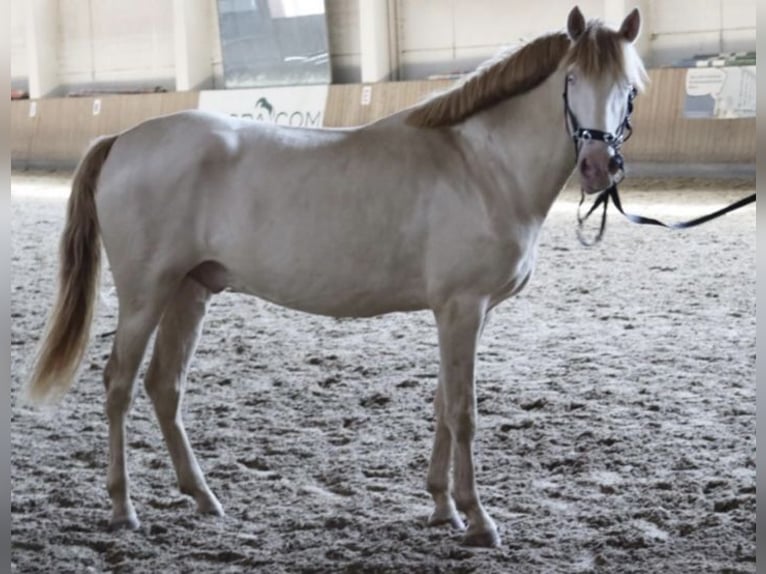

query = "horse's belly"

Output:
[[191, 259, 427, 317], [233, 279, 429, 317]]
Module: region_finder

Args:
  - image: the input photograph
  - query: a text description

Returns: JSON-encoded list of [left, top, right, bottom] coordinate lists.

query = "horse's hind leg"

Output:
[[104, 278, 176, 530], [143, 277, 222, 516]]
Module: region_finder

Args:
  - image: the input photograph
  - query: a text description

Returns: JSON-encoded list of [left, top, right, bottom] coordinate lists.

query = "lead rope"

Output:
[[576, 185, 611, 246], [577, 183, 756, 246]]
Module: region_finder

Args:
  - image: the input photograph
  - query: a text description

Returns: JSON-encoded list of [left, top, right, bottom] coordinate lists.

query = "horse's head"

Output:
[[563, 6, 647, 194]]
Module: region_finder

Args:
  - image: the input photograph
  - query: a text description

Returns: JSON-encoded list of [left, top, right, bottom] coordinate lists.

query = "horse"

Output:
[[25, 6, 647, 548]]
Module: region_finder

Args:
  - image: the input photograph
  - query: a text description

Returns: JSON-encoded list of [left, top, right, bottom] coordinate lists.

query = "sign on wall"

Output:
[[198, 85, 329, 127], [684, 66, 756, 119]]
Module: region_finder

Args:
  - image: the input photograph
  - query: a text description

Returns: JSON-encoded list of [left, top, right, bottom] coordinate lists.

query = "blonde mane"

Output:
[[406, 20, 647, 128]]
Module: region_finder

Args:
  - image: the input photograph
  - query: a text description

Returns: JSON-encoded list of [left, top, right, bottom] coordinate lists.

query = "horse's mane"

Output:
[[406, 20, 647, 128]]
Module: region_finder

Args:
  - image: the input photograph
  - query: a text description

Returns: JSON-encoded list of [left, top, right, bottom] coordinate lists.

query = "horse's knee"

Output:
[[143, 361, 164, 397], [104, 364, 134, 418], [105, 385, 134, 418], [146, 378, 180, 419], [102, 349, 140, 414], [446, 406, 475, 443]]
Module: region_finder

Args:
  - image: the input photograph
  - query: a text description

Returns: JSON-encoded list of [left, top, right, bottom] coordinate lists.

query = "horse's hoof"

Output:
[[462, 526, 501, 548], [196, 494, 224, 517], [108, 514, 141, 531], [428, 510, 466, 530]]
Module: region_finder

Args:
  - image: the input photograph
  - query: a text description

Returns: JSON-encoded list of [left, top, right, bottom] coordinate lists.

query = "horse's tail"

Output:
[[24, 135, 118, 404]]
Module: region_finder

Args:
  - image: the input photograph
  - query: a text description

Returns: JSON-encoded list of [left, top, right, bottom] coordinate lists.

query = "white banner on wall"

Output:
[[198, 85, 329, 127], [684, 66, 756, 119]]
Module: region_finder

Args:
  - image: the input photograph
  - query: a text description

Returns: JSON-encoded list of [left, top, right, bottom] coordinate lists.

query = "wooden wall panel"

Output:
[[324, 80, 452, 127], [10, 101, 34, 164], [26, 98, 94, 168], [11, 70, 754, 170], [11, 92, 199, 169], [626, 68, 754, 163], [325, 70, 754, 164]]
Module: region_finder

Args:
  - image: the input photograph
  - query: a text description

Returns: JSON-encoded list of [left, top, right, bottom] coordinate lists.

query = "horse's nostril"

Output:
[[580, 157, 592, 176], [608, 155, 623, 174]]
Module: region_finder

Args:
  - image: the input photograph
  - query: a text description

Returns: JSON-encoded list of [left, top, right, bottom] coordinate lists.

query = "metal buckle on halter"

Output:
[[574, 128, 619, 146], [564, 81, 636, 150]]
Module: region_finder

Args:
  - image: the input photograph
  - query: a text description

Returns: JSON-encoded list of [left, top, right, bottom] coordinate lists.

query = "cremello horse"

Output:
[[26, 7, 646, 547]]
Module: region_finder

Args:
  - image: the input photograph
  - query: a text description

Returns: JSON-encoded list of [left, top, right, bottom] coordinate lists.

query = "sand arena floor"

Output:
[[11, 173, 755, 573]]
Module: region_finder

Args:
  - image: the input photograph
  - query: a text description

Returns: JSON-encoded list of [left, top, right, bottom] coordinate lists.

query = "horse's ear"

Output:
[[567, 6, 586, 41], [619, 8, 641, 43]]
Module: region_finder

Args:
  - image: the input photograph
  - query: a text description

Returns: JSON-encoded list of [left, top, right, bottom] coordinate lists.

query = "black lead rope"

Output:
[[575, 187, 611, 247], [564, 80, 757, 246], [576, 185, 757, 247]]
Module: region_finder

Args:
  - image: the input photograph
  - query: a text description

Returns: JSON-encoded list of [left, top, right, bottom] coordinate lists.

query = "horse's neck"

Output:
[[457, 68, 575, 221]]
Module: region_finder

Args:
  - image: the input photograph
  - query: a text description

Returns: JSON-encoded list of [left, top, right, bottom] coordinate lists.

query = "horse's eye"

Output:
[[567, 74, 576, 84]]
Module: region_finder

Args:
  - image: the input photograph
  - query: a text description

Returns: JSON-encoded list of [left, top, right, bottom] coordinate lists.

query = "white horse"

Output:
[[26, 6, 646, 547]]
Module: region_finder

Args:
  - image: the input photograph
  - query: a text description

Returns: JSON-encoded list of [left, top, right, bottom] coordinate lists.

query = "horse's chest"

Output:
[[489, 266, 534, 306], [487, 246, 537, 306]]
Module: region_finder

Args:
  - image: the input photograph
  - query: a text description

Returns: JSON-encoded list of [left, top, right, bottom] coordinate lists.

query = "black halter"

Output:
[[563, 80, 755, 246], [563, 79, 637, 170]]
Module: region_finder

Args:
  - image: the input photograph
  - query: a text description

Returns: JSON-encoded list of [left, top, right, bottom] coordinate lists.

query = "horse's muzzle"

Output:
[[578, 142, 623, 194]]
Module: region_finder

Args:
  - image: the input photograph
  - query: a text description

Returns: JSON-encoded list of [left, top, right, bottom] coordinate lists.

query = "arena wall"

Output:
[[11, 92, 198, 170], [10, 68, 754, 171]]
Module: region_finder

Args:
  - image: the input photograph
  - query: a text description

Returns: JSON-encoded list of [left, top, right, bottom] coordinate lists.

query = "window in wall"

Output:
[[216, 0, 331, 87]]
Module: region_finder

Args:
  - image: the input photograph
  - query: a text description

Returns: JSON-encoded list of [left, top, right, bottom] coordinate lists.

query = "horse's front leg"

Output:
[[426, 375, 465, 530], [433, 296, 499, 547]]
